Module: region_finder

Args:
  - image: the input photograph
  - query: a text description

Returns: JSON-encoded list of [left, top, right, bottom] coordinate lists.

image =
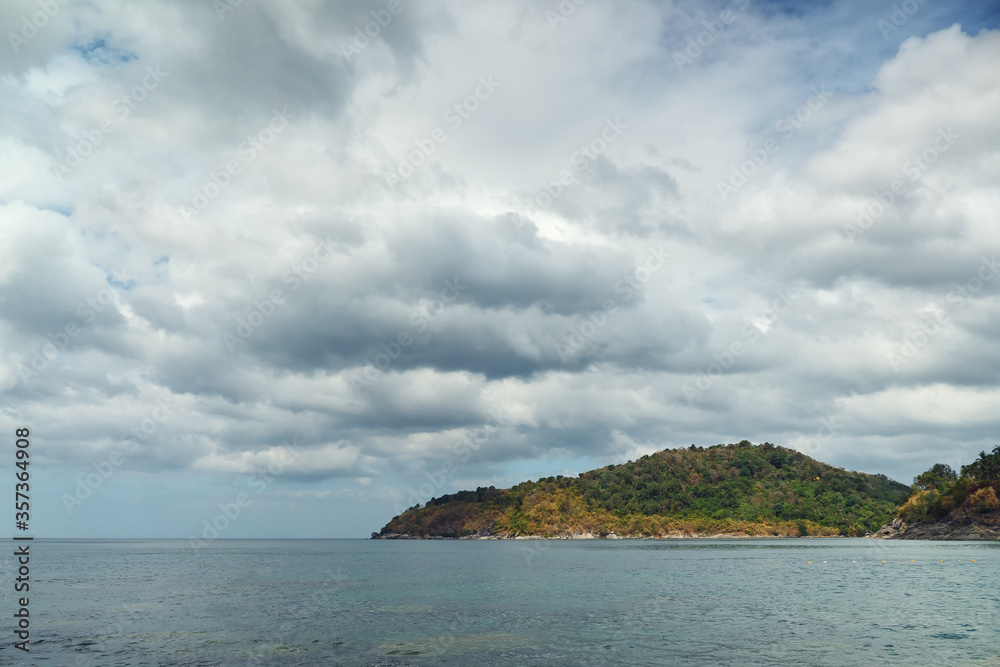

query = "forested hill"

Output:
[[375, 441, 911, 539], [875, 446, 1000, 539]]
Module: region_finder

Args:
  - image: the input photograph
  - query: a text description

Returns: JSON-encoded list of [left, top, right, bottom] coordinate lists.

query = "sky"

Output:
[[1, 0, 999, 539]]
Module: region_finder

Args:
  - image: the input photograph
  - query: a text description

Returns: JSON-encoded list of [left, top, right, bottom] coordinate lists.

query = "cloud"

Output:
[[1, 0, 998, 536], [191, 440, 362, 478]]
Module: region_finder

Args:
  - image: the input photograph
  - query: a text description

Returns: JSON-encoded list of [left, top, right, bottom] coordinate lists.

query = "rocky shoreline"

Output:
[[372, 531, 831, 540], [375, 516, 1000, 541], [871, 517, 1000, 540]]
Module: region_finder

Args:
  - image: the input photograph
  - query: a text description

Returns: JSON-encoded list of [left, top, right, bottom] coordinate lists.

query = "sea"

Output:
[[1, 538, 997, 666]]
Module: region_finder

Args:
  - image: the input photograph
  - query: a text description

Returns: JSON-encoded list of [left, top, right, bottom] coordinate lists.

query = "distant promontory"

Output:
[[374, 441, 912, 539], [872, 446, 1000, 540]]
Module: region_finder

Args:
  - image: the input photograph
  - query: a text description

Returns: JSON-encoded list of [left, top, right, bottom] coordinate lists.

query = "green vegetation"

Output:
[[378, 441, 911, 538], [897, 446, 1000, 523]]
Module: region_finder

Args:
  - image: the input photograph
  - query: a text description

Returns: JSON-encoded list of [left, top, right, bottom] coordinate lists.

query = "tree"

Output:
[[961, 446, 1000, 483], [970, 486, 1000, 512], [914, 463, 958, 491]]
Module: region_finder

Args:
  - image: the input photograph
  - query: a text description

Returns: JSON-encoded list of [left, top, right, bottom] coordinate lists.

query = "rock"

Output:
[[871, 517, 906, 539], [872, 516, 1000, 540]]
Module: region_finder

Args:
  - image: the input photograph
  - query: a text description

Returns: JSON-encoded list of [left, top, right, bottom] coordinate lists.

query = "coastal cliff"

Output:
[[871, 447, 1000, 541], [374, 441, 910, 539]]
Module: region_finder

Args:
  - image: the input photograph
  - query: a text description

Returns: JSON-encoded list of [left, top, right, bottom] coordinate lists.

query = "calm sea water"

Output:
[[1, 538, 997, 666]]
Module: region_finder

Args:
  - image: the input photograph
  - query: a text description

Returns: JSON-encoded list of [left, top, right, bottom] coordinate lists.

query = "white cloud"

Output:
[[1, 0, 998, 536]]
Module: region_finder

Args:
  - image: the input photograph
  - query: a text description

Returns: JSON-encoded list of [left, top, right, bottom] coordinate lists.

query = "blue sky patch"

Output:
[[73, 36, 138, 66]]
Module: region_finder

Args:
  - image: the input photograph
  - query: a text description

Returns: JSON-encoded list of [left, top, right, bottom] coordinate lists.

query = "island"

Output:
[[373, 440, 912, 539]]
